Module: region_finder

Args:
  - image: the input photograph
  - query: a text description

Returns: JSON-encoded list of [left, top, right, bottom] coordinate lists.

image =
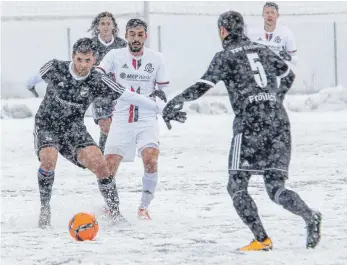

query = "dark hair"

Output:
[[263, 2, 279, 12], [218, 11, 244, 36], [126, 19, 148, 32], [72, 38, 96, 55], [88, 12, 119, 37]]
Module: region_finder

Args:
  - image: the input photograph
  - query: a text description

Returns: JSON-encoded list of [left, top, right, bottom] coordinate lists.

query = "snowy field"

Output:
[[1, 106, 347, 264]]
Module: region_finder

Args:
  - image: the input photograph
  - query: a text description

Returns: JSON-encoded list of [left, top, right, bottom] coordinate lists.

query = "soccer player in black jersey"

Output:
[[163, 11, 321, 251], [26, 38, 170, 228]]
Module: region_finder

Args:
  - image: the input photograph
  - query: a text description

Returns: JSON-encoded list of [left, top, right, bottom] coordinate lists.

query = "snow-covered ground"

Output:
[[1, 97, 347, 264]]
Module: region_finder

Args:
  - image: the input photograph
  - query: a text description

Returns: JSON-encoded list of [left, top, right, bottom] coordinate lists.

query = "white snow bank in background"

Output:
[[1, 86, 346, 119], [285, 85, 347, 112]]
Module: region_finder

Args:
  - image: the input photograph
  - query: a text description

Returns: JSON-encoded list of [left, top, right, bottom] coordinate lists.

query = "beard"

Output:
[[129, 42, 143, 52]]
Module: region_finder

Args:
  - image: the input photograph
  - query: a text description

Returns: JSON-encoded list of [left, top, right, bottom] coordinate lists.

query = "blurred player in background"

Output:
[[26, 38, 165, 227], [248, 2, 298, 68], [163, 11, 321, 251], [88, 11, 128, 153], [94, 19, 183, 220]]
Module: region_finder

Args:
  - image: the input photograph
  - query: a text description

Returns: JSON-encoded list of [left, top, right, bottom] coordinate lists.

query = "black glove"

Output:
[[150, 89, 167, 103], [279, 49, 292, 62], [28, 86, 39, 98], [162, 96, 187, 130]]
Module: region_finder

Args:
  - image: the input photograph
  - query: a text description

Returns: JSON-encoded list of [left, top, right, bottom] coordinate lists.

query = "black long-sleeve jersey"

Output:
[[35, 59, 125, 128], [91, 36, 127, 65], [176, 34, 295, 134]]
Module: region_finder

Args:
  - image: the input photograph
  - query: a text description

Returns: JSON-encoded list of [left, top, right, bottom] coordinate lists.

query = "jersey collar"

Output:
[[98, 34, 115, 47], [69, 62, 90, 80]]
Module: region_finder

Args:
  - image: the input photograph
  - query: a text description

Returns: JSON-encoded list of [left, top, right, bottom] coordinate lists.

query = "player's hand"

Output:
[[162, 97, 187, 130], [150, 89, 167, 103], [279, 49, 292, 62], [27, 86, 39, 98]]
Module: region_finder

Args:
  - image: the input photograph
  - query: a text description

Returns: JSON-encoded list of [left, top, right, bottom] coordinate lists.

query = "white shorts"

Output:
[[104, 119, 160, 162]]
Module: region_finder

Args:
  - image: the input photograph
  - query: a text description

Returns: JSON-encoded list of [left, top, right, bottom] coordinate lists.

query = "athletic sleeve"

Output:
[[26, 59, 58, 88], [155, 54, 169, 90], [26, 71, 43, 88], [285, 28, 298, 65], [39, 59, 58, 83], [99, 75, 158, 112], [97, 50, 116, 74], [199, 52, 227, 86]]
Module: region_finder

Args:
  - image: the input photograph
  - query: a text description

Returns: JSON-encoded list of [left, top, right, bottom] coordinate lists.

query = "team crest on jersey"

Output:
[[144, 63, 154, 73], [274, 36, 282, 43], [80, 86, 89, 97]]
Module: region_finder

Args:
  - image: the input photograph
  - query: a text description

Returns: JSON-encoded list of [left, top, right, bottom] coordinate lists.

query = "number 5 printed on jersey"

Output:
[[247, 53, 268, 88]]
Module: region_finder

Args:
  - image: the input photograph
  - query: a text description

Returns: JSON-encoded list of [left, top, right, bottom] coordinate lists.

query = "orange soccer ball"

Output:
[[68, 212, 99, 241]]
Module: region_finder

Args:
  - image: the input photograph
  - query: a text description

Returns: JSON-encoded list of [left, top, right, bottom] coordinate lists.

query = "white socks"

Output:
[[140, 172, 158, 208]]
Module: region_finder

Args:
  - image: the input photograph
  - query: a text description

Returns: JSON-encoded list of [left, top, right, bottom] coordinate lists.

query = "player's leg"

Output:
[[60, 123, 122, 220], [33, 125, 59, 228], [104, 121, 135, 177], [138, 146, 159, 220], [77, 145, 122, 218], [136, 121, 160, 220], [227, 132, 272, 251], [263, 171, 321, 248], [264, 130, 321, 248], [102, 121, 135, 218], [98, 117, 112, 154]]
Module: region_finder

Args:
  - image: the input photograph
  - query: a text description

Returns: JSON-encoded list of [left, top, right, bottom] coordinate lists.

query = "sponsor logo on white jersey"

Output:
[[119, 72, 151, 81]]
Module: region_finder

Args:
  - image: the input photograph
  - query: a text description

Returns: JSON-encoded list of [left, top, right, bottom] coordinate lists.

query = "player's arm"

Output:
[[168, 52, 225, 103], [274, 55, 296, 96], [95, 50, 116, 74], [26, 60, 57, 97], [279, 28, 298, 66], [99, 75, 162, 113], [151, 54, 170, 102], [162, 52, 225, 129]]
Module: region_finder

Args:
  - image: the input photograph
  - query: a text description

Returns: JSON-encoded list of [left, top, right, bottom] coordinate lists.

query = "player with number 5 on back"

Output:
[[162, 11, 321, 251], [93, 19, 184, 221]]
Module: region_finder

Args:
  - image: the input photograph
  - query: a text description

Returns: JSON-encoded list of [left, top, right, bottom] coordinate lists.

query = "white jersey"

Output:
[[248, 24, 298, 65], [97, 47, 169, 123]]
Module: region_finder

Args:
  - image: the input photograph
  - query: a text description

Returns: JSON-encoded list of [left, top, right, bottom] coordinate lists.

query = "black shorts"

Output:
[[228, 128, 291, 177], [33, 122, 97, 168]]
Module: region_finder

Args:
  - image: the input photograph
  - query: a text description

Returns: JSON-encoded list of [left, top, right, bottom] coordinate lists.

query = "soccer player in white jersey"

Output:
[[248, 2, 298, 67], [93, 19, 171, 220]]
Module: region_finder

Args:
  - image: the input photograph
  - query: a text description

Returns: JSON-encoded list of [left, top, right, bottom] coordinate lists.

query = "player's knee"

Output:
[[143, 162, 157, 173], [94, 161, 110, 178], [99, 124, 110, 135], [39, 149, 58, 172], [227, 171, 247, 198], [142, 148, 159, 173], [91, 156, 110, 178], [264, 170, 287, 203], [105, 154, 122, 176], [264, 180, 286, 204]]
